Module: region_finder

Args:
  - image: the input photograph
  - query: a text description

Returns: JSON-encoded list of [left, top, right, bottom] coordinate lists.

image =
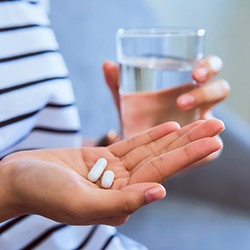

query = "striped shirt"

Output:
[[0, 0, 82, 158], [0, 1, 146, 249]]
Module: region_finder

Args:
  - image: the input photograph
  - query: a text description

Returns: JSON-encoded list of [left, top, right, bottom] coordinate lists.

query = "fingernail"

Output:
[[194, 67, 208, 82], [145, 186, 166, 204], [177, 95, 195, 109], [209, 57, 223, 71]]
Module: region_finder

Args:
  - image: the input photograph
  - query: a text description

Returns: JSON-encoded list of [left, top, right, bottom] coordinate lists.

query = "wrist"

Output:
[[0, 159, 25, 222]]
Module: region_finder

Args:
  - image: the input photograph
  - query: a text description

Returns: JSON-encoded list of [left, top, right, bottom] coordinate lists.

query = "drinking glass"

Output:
[[116, 27, 205, 138]]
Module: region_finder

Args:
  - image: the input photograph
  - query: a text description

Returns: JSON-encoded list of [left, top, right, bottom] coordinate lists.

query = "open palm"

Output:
[[1, 119, 224, 225]]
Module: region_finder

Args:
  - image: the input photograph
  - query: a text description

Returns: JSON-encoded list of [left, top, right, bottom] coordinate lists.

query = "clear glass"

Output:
[[116, 27, 205, 138]]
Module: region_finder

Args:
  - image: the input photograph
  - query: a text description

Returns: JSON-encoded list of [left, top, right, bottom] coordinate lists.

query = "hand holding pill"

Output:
[[87, 158, 108, 183], [87, 158, 115, 189], [1, 119, 224, 225]]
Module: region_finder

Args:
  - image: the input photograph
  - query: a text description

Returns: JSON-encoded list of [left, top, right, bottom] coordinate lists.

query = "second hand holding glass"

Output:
[[116, 27, 205, 138]]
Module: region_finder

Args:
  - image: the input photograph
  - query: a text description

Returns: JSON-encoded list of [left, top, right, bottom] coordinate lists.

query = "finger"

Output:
[[122, 120, 204, 171], [130, 136, 223, 184], [82, 215, 129, 226], [76, 183, 166, 224], [177, 79, 230, 111], [102, 61, 120, 110], [108, 121, 180, 157], [102, 61, 119, 89], [82, 184, 166, 225], [128, 119, 223, 174], [192, 55, 223, 83], [201, 110, 214, 120], [188, 135, 223, 168], [168, 119, 225, 150]]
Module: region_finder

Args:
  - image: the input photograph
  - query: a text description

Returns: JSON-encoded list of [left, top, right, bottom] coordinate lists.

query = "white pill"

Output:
[[101, 170, 115, 189], [87, 158, 108, 182]]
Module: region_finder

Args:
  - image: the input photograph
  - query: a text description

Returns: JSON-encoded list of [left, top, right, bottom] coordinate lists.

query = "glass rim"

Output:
[[116, 27, 206, 38]]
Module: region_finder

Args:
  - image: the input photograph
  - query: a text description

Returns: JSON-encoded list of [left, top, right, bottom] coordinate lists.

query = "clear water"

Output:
[[119, 57, 199, 137], [119, 57, 195, 94]]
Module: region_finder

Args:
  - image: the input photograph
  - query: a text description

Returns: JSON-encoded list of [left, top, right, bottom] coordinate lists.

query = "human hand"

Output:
[[0, 119, 224, 225], [177, 55, 230, 119], [176, 56, 229, 162], [103, 55, 230, 121], [102, 56, 229, 163]]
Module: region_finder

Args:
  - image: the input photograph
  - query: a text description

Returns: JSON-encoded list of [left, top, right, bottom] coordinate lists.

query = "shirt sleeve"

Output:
[[0, 0, 82, 158]]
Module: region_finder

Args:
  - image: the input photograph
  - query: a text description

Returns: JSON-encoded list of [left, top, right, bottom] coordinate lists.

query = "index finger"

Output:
[[130, 136, 223, 184], [108, 122, 180, 157]]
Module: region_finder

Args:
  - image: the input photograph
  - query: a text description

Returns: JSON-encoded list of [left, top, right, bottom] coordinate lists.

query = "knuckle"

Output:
[[207, 55, 223, 72], [110, 216, 129, 226], [218, 79, 231, 95], [201, 79, 230, 102], [121, 197, 137, 216], [144, 141, 159, 156], [212, 79, 231, 99], [150, 157, 165, 182]]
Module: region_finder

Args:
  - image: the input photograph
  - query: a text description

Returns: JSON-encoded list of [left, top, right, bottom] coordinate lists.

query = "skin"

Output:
[[103, 55, 230, 120], [102, 55, 230, 161], [0, 119, 224, 226]]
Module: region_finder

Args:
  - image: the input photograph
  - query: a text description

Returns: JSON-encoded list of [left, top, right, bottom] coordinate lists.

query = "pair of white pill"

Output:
[[87, 158, 115, 188]]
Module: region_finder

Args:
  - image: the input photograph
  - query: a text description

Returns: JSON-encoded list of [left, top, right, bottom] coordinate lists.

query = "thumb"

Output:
[[76, 183, 166, 226], [96, 183, 166, 217], [127, 183, 167, 205], [102, 61, 120, 111], [103, 60, 120, 89]]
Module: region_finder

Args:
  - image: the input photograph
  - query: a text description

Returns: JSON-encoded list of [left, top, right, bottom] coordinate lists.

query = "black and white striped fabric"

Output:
[[0, 0, 82, 158], [0, 1, 147, 249]]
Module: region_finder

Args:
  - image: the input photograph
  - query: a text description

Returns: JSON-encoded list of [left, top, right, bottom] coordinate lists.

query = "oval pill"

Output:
[[87, 158, 108, 182], [101, 170, 115, 189]]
